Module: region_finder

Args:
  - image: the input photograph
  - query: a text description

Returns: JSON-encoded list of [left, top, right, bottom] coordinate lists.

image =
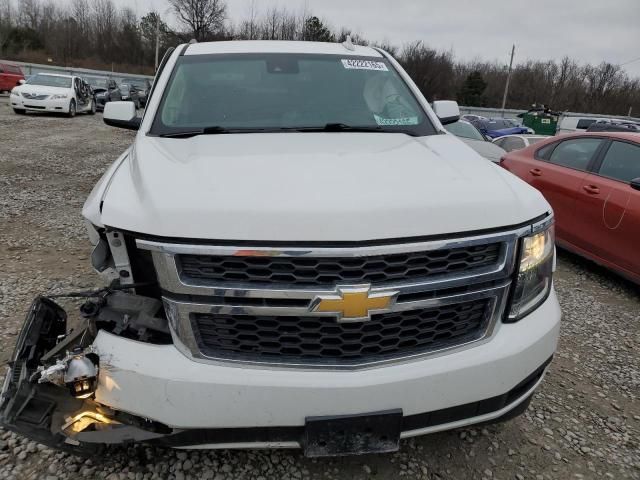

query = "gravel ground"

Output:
[[0, 97, 638, 480]]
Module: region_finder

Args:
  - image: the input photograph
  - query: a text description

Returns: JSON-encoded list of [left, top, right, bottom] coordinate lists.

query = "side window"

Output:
[[493, 138, 505, 148], [502, 137, 524, 152], [535, 142, 556, 160], [598, 141, 640, 183], [548, 138, 602, 171], [576, 119, 596, 130]]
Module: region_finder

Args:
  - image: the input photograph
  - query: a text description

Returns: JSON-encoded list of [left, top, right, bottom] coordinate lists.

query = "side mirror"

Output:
[[432, 100, 460, 125], [631, 178, 640, 191], [18, 79, 25, 85], [103, 102, 140, 130]]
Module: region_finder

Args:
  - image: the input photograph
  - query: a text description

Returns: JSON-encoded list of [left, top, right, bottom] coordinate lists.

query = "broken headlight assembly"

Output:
[[507, 221, 555, 322]]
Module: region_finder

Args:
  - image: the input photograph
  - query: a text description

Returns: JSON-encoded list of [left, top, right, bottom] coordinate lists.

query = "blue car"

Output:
[[471, 118, 531, 139]]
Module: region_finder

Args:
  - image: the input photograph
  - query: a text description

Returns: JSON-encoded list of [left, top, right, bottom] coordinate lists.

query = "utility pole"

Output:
[[501, 44, 515, 110], [154, 14, 160, 71]]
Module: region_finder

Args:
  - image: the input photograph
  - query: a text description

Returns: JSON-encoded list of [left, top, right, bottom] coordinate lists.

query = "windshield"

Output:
[[26, 74, 71, 88], [125, 78, 147, 89], [86, 77, 108, 88], [444, 121, 484, 141], [151, 53, 434, 136]]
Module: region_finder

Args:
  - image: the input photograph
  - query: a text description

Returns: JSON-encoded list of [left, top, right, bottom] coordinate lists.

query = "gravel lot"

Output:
[[0, 97, 638, 480]]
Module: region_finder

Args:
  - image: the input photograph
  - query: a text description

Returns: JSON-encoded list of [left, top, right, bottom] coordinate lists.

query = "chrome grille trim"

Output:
[[137, 217, 552, 369], [139, 231, 519, 299], [163, 282, 510, 370]]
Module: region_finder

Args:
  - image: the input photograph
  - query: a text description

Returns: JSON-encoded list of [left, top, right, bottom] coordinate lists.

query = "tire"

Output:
[[67, 99, 76, 118], [13, 108, 26, 115], [88, 99, 96, 115]]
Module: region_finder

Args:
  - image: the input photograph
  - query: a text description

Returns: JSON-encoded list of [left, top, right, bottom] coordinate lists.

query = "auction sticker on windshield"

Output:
[[341, 59, 389, 71]]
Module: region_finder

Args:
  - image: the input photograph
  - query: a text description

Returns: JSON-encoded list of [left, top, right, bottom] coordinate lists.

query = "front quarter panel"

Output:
[[82, 149, 131, 227]]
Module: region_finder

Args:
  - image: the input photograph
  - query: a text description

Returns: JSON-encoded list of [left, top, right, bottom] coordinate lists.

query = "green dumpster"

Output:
[[520, 106, 559, 135]]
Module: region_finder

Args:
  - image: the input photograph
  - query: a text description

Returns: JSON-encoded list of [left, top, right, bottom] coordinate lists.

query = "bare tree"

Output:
[[169, 0, 226, 41], [18, 0, 40, 30]]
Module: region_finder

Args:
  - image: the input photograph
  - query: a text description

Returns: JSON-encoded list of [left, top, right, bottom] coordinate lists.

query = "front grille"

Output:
[[192, 299, 491, 365], [178, 243, 501, 286], [21, 93, 48, 100]]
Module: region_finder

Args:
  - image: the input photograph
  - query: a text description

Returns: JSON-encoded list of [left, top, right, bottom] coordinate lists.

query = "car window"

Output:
[[444, 121, 485, 141], [501, 137, 525, 152], [576, 119, 597, 130], [536, 143, 556, 160], [26, 74, 72, 88], [152, 53, 435, 136], [598, 141, 640, 183], [548, 138, 602, 171]]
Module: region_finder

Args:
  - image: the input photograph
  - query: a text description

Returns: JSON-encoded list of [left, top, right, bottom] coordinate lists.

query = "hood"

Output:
[[14, 83, 70, 95], [459, 138, 506, 163], [94, 132, 549, 241]]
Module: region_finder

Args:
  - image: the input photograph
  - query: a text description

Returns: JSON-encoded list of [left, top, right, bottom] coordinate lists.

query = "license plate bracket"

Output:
[[304, 409, 402, 457]]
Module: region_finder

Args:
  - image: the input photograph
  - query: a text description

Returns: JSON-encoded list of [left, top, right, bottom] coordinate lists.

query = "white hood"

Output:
[[87, 132, 549, 241], [13, 83, 71, 95]]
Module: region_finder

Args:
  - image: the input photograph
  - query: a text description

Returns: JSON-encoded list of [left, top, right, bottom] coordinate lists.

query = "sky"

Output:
[[119, 0, 640, 78]]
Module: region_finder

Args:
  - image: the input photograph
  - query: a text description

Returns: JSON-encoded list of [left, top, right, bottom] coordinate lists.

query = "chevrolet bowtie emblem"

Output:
[[311, 285, 399, 322]]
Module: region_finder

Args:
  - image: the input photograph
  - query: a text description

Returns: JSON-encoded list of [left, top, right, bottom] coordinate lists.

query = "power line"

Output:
[[620, 56, 640, 66]]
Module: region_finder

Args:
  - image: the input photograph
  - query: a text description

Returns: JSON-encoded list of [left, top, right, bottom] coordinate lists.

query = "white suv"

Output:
[[1, 41, 560, 457]]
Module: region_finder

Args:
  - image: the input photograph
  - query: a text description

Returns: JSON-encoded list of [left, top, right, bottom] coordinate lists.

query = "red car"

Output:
[[501, 132, 640, 283], [0, 62, 24, 93]]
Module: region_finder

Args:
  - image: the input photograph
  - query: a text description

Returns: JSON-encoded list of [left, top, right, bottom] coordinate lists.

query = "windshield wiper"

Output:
[[158, 126, 230, 138], [292, 123, 418, 136], [293, 123, 383, 133]]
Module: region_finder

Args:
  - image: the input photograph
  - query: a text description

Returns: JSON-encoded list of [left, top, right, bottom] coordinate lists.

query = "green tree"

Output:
[[458, 71, 487, 107], [302, 16, 334, 42]]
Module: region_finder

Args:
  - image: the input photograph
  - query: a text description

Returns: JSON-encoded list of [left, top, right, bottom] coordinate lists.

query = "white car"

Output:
[[1, 41, 560, 457], [10, 73, 96, 116], [444, 119, 507, 162], [492, 134, 548, 152]]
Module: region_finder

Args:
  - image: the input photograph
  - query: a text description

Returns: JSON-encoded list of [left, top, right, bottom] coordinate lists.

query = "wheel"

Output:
[[13, 108, 26, 115], [88, 99, 96, 115], [67, 99, 76, 117]]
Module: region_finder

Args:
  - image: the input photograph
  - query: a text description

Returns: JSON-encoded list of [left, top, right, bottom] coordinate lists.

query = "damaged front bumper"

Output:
[[0, 291, 560, 456], [0, 295, 172, 455]]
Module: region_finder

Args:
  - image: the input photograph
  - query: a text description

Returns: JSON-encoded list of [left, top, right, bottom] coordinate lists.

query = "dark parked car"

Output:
[[471, 118, 533, 139], [87, 78, 122, 112], [586, 120, 640, 133], [119, 83, 142, 109], [123, 78, 152, 106]]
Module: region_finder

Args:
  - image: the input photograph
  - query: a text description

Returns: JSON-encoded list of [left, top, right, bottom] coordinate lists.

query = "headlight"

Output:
[[507, 221, 554, 321], [51, 94, 68, 99]]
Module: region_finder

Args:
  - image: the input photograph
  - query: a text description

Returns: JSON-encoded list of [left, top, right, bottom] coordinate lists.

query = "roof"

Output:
[[553, 131, 640, 142], [184, 40, 382, 58]]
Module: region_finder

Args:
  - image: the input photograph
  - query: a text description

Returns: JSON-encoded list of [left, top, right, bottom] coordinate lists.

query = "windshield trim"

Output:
[[148, 52, 436, 138]]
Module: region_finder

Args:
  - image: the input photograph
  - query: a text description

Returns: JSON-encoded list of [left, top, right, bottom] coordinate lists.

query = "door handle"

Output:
[[582, 185, 600, 195], [529, 168, 543, 177]]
